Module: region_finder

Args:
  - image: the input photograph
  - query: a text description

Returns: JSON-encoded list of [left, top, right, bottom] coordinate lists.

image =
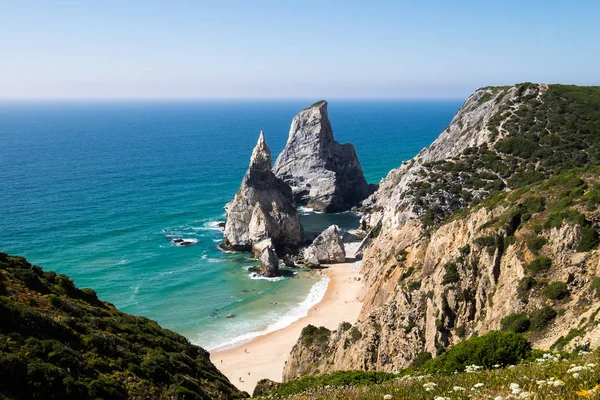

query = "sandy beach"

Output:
[[210, 258, 365, 394]]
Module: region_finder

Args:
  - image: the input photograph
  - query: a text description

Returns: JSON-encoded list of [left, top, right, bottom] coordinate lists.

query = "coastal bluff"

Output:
[[273, 100, 372, 212], [222, 131, 303, 252]]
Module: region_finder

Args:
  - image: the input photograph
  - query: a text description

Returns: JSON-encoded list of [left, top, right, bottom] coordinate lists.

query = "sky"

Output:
[[1, 0, 599, 99]]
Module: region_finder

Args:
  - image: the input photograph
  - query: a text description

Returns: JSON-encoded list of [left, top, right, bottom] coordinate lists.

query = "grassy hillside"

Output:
[[256, 332, 599, 399], [0, 253, 247, 400], [412, 83, 600, 227]]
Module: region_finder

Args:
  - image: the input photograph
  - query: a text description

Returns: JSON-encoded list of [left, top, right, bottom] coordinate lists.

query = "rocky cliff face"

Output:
[[273, 101, 372, 212], [284, 83, 600, 380], [223, 132, 303, 251]]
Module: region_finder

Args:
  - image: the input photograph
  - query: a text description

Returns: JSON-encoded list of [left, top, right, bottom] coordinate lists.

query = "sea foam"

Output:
[[204, 275, 330, 351]]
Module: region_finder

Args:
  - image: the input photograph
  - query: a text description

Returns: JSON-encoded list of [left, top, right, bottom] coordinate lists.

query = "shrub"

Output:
[[577, 225, 599, 252], [442, 262, 459, 285], [522, 196, 545, 213], [398, 266, 414, 283], [500, 313, 530, 333], [543, 282, 570, 300], [529, 306, 557, 331], [423, 331, 532, 374], [526, 256, 552, 274], [526, 236, 547, 255], [301, 325, 331, 346], [407, 280, 421, 291], [339, 322, 352, 332], [517, 276, 536, 297], [592, 277, 600, 297], [410, 351, 432, 368], [474, 236, 496, 247]]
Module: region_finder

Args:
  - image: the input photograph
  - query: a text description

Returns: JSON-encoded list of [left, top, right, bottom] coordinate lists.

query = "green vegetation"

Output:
[[423, 331, 531, 374], [260, 352, 600, 399], [592, 277, 600, 297], [526, 235, 548, 254], [543, 281, 570, 300], [441, 262, 459, 285], [529, 306, 558, 331], [410, 351, 433, 368], [577, 225, 599, 252], [0, 253, 245, 400], [300, 325, 331, 347], [500, 313, 530, 333], [256, 370, 397, 397], [411, 84, 600, 228], [526, 256, 552, 274]]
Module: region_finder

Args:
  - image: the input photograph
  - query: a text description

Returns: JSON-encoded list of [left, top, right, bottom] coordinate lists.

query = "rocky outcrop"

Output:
[[258, 244, 279, 277], [273, 101, 372, 212], [283, 84, 600, 380], [303, 225, 346, 267], [222, 132, 303, 251]]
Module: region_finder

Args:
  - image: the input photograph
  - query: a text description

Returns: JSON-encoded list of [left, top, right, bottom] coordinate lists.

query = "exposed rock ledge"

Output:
[[273, 100, 373, 212], [222, 132, 303, 253]]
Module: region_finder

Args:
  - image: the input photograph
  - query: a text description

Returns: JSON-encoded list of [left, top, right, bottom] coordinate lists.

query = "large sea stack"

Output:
[[222, 132, 303, 251], [273, 100, 371, 212]]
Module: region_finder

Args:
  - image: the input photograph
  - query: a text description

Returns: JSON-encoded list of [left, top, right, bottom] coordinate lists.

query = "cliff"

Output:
[[0, 252, 246, 399], [223, 131, 303, 252], [273, 100, 372, 212], [284, 83, 600, 379]]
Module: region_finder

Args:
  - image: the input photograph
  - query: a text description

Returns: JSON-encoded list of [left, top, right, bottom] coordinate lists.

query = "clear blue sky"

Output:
[[1, 0, 599, 99]]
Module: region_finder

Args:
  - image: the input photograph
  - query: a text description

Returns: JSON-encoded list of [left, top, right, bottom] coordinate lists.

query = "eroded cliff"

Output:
[[284, 83, 600, 380]]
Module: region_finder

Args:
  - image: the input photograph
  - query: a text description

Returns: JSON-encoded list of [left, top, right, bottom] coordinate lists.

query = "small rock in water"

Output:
[[226, 313, 235, 319], [171, 237, 198, 247]]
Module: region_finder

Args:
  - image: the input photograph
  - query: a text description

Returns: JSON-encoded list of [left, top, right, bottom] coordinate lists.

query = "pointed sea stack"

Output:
[[222, 132, 303, 251], [273, 100, 372, 212]]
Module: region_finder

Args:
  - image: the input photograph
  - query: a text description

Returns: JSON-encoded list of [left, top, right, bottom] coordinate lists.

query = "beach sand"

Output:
[[210, 258, 365, 394]]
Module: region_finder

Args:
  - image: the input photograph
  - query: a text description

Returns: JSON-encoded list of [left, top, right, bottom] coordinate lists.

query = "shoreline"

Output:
[[210, 259, 365, 394]]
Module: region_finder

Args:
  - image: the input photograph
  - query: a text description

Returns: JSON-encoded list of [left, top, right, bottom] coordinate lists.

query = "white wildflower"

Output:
[[383, 395, 392, 400], [552, 379, 565, 387], [519, 392, 533, 398], [494, 397, 504, 400], [510, 382, 521, 394], [573, 372, 581, 379], [423, 382, 437, 392], [473, 382, 484, 389], [453, 386, 466, 391]]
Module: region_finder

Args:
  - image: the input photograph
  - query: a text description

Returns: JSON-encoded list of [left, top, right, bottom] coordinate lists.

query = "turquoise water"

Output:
[[0, 100, 460, 349]]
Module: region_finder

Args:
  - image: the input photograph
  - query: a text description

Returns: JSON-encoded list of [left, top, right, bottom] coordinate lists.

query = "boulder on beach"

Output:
[[258, 244, 280, 277], [222, 131, 303, 251], [303, 225, 346, 267], [273, 100, 372, 212]]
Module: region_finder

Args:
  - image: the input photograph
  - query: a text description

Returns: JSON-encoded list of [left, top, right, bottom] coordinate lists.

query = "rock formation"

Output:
[[273, 100, 372, 212], [283, 83, 600, 380], [222, 132, 303, 251], [303, 225, 345, 267], [258, 243, 279, 277]]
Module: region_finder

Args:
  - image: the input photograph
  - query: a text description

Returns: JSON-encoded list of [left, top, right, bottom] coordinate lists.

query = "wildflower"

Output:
[[494, 397, 504, 400], [573, 372, 581, 379], [423, 382, 437, 392], [473, 383, 484, 389], [434, 397, 450, 400], [383, 395, 392, 400], [552, 379, 565, 387], [510, 382, 522, 394], [519, 392, 533, 398], [453, 386, 466, 392], [536, 380, 546, 386]]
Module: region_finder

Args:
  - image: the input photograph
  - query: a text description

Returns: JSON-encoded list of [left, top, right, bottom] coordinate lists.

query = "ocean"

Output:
[[0, 99, 460, 350]]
